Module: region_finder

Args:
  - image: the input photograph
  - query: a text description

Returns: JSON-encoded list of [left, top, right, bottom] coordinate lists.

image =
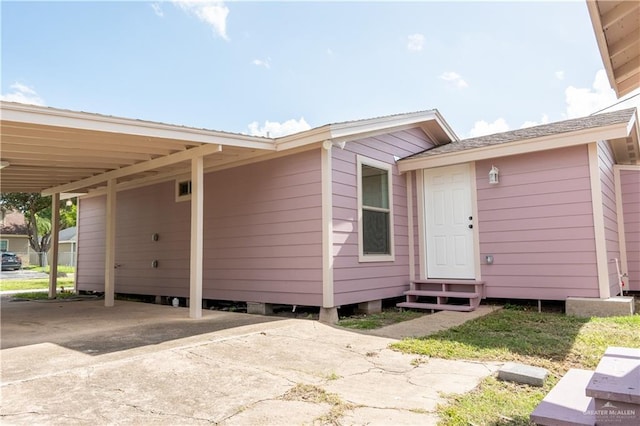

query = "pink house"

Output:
[[398, 108, 640, 313], [1, 102, 638, 320], [73, 106, 640, 318]]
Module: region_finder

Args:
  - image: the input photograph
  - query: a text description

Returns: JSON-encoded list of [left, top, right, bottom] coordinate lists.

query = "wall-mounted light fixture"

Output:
[[489, 165, 499, 185], [151, 233, 159, 242], [485, 255, 494, 265], [0, 161, 10, 169]]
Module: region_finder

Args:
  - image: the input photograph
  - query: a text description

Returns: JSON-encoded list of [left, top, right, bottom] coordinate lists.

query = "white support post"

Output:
[[189, 156, 204, 319], [321, 142, 334, 308], [49, 193, 60, 299], [104, 179, 116, 307]]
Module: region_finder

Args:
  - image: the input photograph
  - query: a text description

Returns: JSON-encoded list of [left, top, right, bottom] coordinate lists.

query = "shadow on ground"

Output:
[[1, 297, 284, 355]]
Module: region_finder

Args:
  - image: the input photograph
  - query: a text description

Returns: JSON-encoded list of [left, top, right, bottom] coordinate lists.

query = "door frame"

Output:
[[416, 163, 482, 280]]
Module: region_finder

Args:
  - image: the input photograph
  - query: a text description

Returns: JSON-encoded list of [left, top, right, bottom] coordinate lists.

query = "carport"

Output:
[[0, 101, 277, 318]]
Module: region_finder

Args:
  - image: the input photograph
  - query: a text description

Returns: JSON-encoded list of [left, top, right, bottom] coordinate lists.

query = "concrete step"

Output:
[[404, 290, 480, 298], [586, 346, 640, 405], [396, 302, 475, 312], [530, 369, 596, 426]]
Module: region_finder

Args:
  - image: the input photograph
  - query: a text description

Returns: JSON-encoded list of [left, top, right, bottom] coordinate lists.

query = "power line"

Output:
[[589, 92, 640, 116]]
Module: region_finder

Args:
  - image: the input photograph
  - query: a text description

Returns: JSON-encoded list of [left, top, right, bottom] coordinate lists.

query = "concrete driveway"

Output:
[[1, 297, 499, 425]]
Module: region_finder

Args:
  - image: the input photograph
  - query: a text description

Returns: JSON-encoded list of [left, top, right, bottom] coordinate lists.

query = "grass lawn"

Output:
[[337, 308, 424, 329], [0, 278, 75, 291], [11, 291, 79, 300], [24, 265, 76, 274], [1, 265, 75, 291], [390, 307, 640, 425]]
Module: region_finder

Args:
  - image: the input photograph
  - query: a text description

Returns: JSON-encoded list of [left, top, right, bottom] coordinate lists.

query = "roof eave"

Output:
[[1, 101, 276, 151], [273, 110, 457, 151], [587, 0, 619, 96], [398, 117, 636, 172]]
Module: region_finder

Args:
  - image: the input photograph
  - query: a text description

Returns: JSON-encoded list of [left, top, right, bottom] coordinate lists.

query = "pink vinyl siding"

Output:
[[77, 182, 191, 295], [76, 196, 106, 290], [332, 128, 436, 305], [598, 141, 621, 296], [620, 169, 640, 291], [202, 150, 322, 305], [77, 150, 323, 305], [476, 145, 600, 300]]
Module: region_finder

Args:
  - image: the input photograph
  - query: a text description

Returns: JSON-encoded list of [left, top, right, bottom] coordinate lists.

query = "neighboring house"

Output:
[[74, 108, 639, 317], [56, 226, 77, 266], [0, 209, 77, 266], [0, 209, 29, 261]]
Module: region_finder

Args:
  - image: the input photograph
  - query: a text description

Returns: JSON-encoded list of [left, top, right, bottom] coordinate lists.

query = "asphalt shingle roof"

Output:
[[406, 108, 636, 160]]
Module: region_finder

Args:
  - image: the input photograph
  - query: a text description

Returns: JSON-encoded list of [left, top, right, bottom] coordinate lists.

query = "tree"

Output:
[[0, 193, 75, 266]]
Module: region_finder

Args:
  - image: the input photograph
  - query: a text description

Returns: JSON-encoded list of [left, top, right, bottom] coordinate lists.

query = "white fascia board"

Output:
[[398, 121, 634, 173], [274, 126, 333, 151], [432, 110, 460, 142], [273, 110, 455, 151], [587, 1, 618, 96], [1, 101, 275, 151], [328, 110, 440, 141]]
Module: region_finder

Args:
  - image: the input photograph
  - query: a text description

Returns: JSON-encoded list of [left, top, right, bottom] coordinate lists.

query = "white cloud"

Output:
[[555, 70, 565, 80], [564, 69, 616, 118], [0, 82, 45, 106], [252, 58, 271, 69], [439, 71, 468, 89], [151, 3, 164, 17], [520, 114, 549, 129], [173, 1, 229, 40], [468, 118, 509, 138], [327, 48, 333, 55], [248, 117, 311, 138], [407, 33, 425, 52]]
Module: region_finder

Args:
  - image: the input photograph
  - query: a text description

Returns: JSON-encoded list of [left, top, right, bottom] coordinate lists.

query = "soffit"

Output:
[[588, 0, 640, 97]]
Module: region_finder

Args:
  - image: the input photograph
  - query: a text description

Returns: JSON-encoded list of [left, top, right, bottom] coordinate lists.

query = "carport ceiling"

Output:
[[0, 102, 275, 194]]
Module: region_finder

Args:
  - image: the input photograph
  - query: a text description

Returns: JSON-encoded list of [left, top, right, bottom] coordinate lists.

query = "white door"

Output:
[[423, 164, 475, 279]]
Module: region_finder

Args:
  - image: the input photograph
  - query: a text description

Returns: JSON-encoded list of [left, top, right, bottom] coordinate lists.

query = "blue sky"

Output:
[[2, 1, 639, 138]]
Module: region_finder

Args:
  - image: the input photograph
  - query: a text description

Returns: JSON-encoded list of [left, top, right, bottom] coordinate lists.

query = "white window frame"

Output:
[[175, 179, 192, 202], [357, 155, 395, 262]]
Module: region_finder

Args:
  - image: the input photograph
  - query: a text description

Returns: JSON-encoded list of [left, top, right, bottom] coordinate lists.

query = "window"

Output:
[[175, 179, 192, 202], [357, 156, 394, 262], [0, 240, 7, 252]]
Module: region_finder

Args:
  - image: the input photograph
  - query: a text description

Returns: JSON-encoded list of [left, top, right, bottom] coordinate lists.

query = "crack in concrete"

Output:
[[120, 402, 217, 424], [183, 348, 298, 386]]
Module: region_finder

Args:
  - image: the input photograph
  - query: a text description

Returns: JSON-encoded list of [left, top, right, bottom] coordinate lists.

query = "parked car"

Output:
[[1, 252, 22, 271]]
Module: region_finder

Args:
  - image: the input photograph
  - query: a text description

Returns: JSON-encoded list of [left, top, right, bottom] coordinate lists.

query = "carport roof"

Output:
[[0, 102, 455, 195]]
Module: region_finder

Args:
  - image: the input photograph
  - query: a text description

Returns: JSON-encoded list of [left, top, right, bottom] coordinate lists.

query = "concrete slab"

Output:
[[498, 362, 549, 386], [586, 347, 640, 404], [566, 296, 635, 318], [0, 296, 499, 425], [530, 369, 596, 426]]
